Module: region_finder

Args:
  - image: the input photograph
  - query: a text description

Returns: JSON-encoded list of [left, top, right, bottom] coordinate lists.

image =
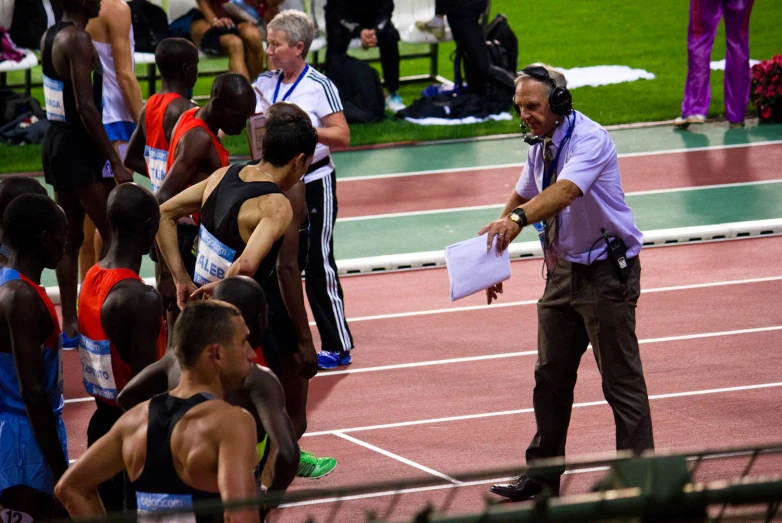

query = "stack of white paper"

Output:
[[445, 234, 512, 301]]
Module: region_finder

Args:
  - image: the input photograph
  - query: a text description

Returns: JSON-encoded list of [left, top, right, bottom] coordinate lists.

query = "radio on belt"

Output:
[[602, 229, 630, 281]]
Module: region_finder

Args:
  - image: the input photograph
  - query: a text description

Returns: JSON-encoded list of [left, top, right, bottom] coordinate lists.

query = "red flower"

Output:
[[777, 84, 782, 96], [775, 55, 782, 65], [755, 85, 764, 94], [761, 106, 772, 119], [752, 68, 764, 80]]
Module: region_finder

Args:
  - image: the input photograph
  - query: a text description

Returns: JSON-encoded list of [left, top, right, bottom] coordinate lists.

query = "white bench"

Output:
[[0, 48, 38, 95], [308, 0, 452, 85], [0, 0, 39, 94]]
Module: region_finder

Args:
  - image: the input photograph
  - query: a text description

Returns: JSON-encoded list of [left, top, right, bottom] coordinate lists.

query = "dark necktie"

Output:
[[543, 138, 559, 266]]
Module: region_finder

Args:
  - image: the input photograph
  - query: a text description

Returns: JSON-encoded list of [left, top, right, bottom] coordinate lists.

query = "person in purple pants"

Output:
[[674, 0, 755, 128]]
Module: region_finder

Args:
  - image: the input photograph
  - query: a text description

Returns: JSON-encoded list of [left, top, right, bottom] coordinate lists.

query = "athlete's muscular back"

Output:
[[120, 398, 258, 493]]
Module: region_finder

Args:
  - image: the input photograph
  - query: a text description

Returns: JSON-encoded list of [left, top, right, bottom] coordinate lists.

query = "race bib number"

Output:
[[43, 75, 66, 122], [102, 160, 114, 179], [1, 509, 34, 523], [79, 335, 117, 400], [193, 225, 236, 286], [145, 146, 168, 194], [137, 492, 196, 523]]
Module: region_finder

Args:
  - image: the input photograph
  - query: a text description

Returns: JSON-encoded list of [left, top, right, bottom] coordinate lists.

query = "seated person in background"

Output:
[[325, 0, 406, 113], [0, 178, 49, 268], [190, 0, 266, 79], [0, 195, 68, 520]]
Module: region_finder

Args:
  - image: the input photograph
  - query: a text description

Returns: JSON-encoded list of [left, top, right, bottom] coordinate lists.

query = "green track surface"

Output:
[[23, 122, 782, 198], [20, 121, 782, 287], [333, 123, 782, 178], [38, 180, 782, 288]]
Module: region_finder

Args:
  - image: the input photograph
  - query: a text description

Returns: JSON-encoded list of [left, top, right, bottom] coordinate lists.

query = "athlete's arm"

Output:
[[117, 351, 181, 411], [276, 183, 316, 378], [66, 30, 133, 184], [316, 111, 350, 149], [124, 105, 148, 175], [217, 407, 261, 523], [242, 365, 299, 497], [157, 179, 211, 307], [106, 1, 143, 123], [102, 281, 164, 376], [55, 405, 142, 515], [158, 128, 221, 205], [0, 283, 68, 483], [229, 194, 293, 278], [196, 0, 234, 27]]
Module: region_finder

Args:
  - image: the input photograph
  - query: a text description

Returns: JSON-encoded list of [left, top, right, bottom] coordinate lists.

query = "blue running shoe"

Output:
[[317, 350, 352, 370], [62, 332, 79, 351]]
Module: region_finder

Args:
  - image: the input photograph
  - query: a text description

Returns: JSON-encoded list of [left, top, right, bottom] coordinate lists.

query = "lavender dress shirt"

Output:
[[514, 111, 643, 265]]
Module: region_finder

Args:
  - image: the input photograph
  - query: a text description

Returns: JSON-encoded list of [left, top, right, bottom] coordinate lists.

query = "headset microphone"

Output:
[[519, 121, 544, 145]]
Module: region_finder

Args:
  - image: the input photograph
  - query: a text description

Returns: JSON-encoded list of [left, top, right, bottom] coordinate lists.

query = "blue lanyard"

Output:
[[542, 113, 576, 189], [272, 64, 309, 103]]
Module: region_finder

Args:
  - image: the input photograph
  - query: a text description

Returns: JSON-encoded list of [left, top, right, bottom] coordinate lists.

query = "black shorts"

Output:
[[259, 272, 298, 375], [150, 222, 198, 279], [42, 122, 109, 191], [192, 11, 241, 55]]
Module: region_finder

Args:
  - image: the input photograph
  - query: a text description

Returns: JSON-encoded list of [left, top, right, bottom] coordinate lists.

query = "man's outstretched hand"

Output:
[[485, 282, 503, 305]]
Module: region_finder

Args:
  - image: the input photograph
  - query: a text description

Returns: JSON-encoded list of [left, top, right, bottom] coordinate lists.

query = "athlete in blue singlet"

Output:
[[0, 194, 68, 520]]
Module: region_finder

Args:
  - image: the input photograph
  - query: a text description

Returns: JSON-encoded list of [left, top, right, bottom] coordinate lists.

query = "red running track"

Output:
[[60, 237, 782, 521], [335, 143, 782, 217]]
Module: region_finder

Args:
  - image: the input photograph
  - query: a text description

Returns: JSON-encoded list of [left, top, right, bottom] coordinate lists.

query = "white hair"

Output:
[[268, 10, 315, 57], [515, 63, 568, 96]]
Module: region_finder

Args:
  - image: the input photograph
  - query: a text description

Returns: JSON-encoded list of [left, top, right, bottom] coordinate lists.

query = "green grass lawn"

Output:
[[1, 0, 779, 173]]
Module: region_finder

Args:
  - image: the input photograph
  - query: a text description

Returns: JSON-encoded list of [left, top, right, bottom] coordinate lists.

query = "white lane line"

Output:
[[333, 432, 463, 485], [337, 141, 782, 183], [312, 325, 782, 377], [64, 397, 95, 404], [279, 468, 613, 509], [62, 325, 782, 403], [276, 448, 760, 509], [302, 381, 782, 437], [336, 179, 782, 222], [323, 276, 782, 325], [63, 276, 782, 403]]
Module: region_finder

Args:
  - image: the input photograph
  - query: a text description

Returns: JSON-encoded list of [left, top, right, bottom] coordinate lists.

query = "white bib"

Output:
[[193, 225, 236, 286], [145, 146, 168, 194], [136, 492, 196, 523], [78, 335, 117, 400], [43, 75, 66, 123], [1, 509, 34, 523]]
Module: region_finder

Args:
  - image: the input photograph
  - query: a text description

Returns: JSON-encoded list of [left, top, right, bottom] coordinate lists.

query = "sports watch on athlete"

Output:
[[508, 207, 528, 229]]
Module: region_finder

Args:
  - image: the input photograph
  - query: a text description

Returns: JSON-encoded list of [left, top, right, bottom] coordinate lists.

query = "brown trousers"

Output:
[[525, 256, 654, 490]]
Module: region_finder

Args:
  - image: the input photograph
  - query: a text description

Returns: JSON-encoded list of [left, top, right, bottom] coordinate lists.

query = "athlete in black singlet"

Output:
[[117, 276, 300, 507], [55, 301, 260, 522]]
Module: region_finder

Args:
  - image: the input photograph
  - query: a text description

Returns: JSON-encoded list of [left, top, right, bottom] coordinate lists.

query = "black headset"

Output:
[[520, 66, 573, 116]]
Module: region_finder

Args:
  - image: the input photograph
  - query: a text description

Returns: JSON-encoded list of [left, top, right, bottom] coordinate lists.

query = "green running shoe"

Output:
[[297, 450, 337, 479]]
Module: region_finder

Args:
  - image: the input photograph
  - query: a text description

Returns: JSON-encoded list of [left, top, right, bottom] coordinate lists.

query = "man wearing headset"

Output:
[[479, 63, 654, 502]]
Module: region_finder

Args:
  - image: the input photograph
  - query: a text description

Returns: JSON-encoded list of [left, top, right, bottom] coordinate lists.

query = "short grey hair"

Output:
[[268, 10, 315, 57], [515, 63, 568, 96]]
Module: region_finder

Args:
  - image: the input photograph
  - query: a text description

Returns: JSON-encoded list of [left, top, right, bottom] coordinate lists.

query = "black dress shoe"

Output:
[[490, 475, 542, 501]]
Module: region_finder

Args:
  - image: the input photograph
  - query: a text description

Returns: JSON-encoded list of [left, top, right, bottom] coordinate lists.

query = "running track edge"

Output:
[[43, 219, 782, 304]]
